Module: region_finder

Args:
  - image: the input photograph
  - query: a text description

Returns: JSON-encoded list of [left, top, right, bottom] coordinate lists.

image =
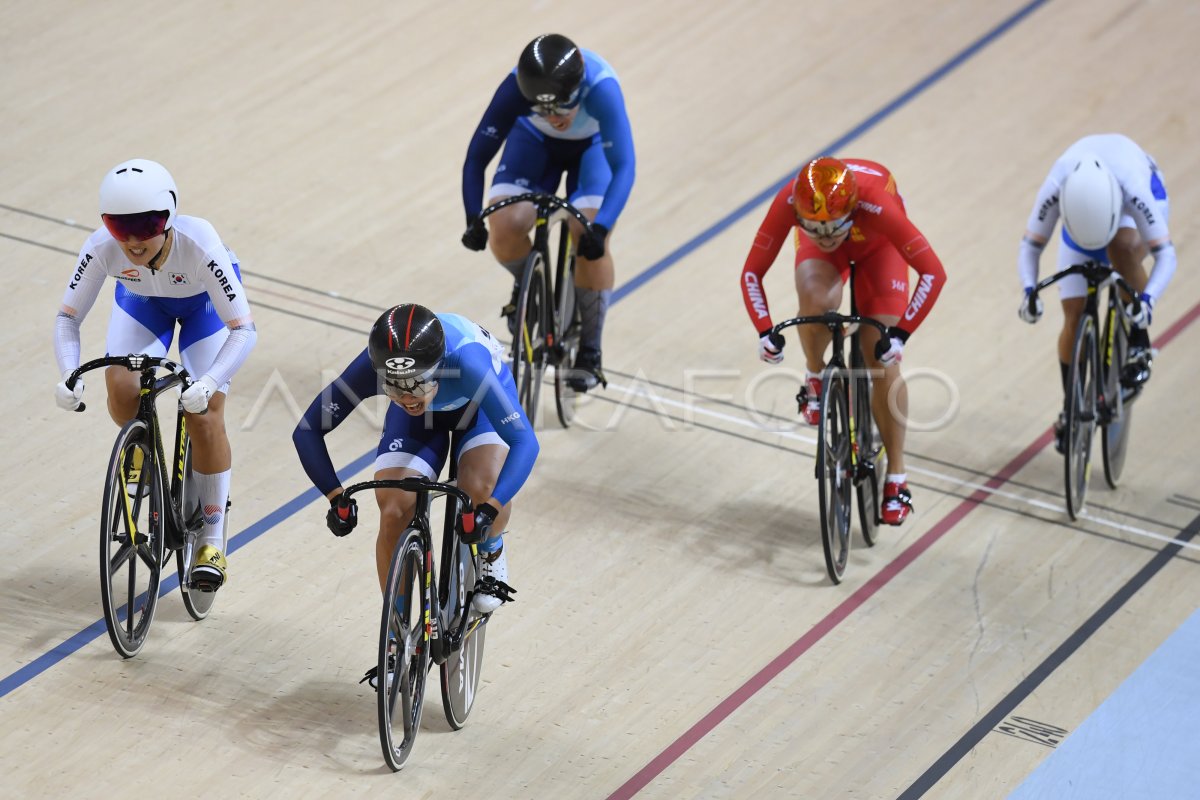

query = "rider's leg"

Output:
[[373, 466, 425, 591], [793, 258, 843, 373], [487, 199, 537, 275], [456, 424, 511, 613], [1107, 226, 1149, 296], [371, 405, 451, 591], [856, 248, 912, 524], [1107, 225, 1154, 384], [103, 290, 171, 425], [104, 367, 141, 425], [792, 257, 843, 425], [567, 141, 615, 390], [1058, 298, 1086, 377], [486, 126, 553, 328]]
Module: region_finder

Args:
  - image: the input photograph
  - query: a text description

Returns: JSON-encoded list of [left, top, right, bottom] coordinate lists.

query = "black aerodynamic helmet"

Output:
[[368, 304, 445, 393], [516, 34, 585, 110]]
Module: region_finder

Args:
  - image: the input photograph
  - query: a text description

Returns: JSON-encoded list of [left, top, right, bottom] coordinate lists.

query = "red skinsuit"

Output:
[[740, 159, 946, 336]]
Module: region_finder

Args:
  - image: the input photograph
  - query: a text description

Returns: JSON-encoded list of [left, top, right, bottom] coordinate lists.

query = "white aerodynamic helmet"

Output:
[[1059, 156, 1121, 251], [99, 158, 178, 230]]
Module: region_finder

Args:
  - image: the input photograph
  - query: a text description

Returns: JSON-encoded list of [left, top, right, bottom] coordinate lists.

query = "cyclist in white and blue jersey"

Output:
[[461, 33, 636, 392], [1016, 134, 1176, 450], [53, 159, 257, 590], [292, 304, 539, 616]]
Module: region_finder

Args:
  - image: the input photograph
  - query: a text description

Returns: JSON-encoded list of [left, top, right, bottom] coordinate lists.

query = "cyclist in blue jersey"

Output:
[[292, 304, 539, 619], [461, 33, 636, 392]]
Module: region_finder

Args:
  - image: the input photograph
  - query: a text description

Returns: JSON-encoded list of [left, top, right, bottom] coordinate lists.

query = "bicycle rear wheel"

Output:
[[1064, 315, 1097, 520], [99, 419, 165, 658], [511, 250, 548, 427], [850, 351, 882, 547], [1100, 300, 1133, 488], [440, 539, 487, 729], [552, 224, 582, 428], [817, 369, 854, 583], [378, 529, 429, 772], [174, 434, 217, 621]]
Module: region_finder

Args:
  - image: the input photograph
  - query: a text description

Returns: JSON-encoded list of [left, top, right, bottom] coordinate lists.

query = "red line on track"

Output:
[[607, 297, 1200, 800]]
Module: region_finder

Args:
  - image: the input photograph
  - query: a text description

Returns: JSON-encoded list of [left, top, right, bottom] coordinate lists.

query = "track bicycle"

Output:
[[1027, 260, 1145, 520], [770, 270, 889, 584], [478, 192, 594, 428], [66, 355, 228, 658], [339, 472, 507, 771]]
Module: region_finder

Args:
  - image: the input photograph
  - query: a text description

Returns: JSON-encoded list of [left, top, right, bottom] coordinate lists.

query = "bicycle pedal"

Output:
[[475, 576, 517, 604]]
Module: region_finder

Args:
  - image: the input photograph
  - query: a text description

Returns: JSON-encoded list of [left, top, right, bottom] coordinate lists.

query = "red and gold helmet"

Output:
[[792, 157, 858, 243]]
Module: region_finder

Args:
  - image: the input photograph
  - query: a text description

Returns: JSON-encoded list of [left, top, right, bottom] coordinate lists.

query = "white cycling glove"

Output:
[[1018, 288, 1044, 324], [1126, 292, 1153, 328], [55, 370, 84, 411], [181, 376, 220, 414], [758, 331, 785, 364], [876, 336, 905, 367]]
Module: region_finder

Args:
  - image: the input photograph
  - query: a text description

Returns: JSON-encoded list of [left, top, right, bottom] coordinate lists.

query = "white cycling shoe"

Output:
[[473, 546, 509, 614]]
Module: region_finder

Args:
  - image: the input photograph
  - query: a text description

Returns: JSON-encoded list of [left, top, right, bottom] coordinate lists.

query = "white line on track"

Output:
[[602, 379, 1200, 552]]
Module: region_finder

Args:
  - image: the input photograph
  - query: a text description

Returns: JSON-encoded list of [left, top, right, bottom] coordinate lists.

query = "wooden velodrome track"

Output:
[[3, 1, 1199, 797]]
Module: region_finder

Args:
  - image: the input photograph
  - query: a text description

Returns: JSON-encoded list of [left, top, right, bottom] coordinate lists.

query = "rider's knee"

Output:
[[457, 471, 498, 508], [377, 495, 416, 532]]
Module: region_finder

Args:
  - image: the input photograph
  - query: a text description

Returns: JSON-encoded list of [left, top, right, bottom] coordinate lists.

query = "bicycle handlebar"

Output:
[[1030, 260, 1141, 314], [478, 192, 594, 232], [342, 478, 473, 508], [66, 355, 192, 414], [771, 312, 890, 338]]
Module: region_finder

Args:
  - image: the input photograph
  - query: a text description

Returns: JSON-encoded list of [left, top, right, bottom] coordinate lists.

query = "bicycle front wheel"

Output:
[[440, 539, 487, 729], [378, 529, 429, 772], [817, 369, 854, 583], [512, 250, 548, 427], [1064, 315, 1098, 520], [1100, 299, 1133, 488], [99, 419, 165, 658]]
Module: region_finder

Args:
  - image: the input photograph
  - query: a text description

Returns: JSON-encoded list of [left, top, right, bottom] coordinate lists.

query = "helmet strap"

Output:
[[146, 228, 173, 271]]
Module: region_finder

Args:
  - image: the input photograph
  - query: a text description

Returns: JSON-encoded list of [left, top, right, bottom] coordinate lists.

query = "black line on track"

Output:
[[897, 512, 1200, 799], [0, 202, 92, 229], [251, 301, 364, 334], [601, 365, 1180, 529], [586, 394, 1200, 566], [1, 202, 384, 310], [0, 231, 75, 255]]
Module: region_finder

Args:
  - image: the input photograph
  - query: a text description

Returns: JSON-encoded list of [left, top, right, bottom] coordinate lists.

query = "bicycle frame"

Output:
[[478, 192, 593, 426], [341, 478, 485, 661], [769, 261, 891, 583], [772, 312, 889, 476], [70, 355, 193, 543]]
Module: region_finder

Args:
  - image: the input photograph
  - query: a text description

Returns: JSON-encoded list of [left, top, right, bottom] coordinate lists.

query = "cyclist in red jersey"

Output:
[[739, 157, 947, 525]]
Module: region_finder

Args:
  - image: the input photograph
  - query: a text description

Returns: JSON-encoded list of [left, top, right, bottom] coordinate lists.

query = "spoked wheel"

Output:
[[511, 251, 548, 427], [553, 312, 582, 428], [1064, 316, 1097, 520], [440, 541, 487, 729], [817, 370, 854, 584], [851, 368, 883, 547], [99, 419, 165, 658], [378, 530, 430, 772], [552, 225, 581, 428], [1100, 305, 1133, 488], [174, 436, 217, 621]]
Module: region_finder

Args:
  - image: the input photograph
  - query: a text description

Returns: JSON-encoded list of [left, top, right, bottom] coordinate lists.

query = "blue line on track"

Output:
[[0, 451, 374, 698], [612, 0, 1053, 305]]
